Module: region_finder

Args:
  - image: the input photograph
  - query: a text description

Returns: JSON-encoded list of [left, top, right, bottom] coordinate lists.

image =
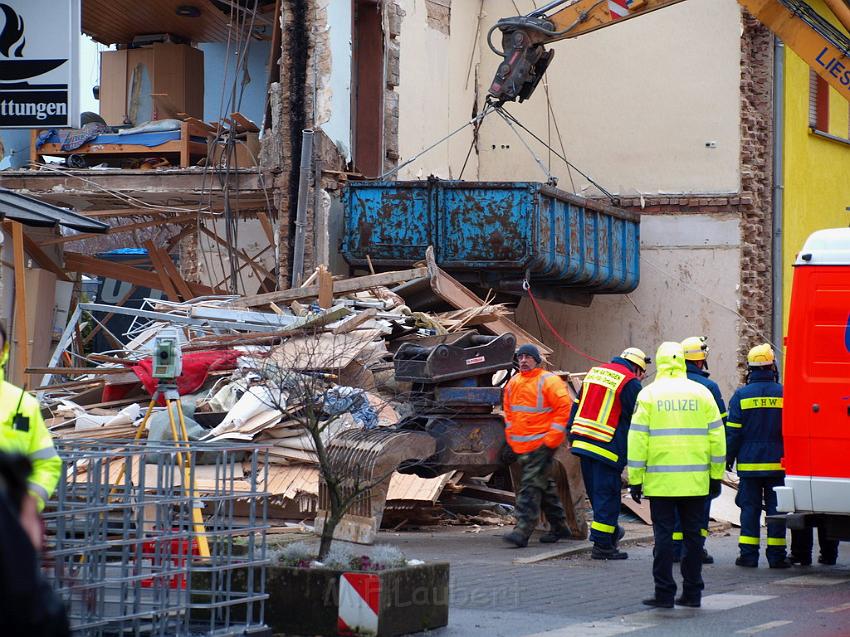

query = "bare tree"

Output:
[[241, 324, 432, 560]]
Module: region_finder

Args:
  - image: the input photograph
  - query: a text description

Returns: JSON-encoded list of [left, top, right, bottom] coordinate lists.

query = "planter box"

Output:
[[267, 562, 449, 636]]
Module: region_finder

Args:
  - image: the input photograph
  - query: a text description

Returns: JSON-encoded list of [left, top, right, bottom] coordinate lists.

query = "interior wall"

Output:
[[515, 213, 743, 397], [475, 0, 742, 195], [200, 39, 271, 127]]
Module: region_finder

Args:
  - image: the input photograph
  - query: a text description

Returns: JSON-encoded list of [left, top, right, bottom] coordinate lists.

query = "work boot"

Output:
[[735, 556, 757, 568], [818, 554, 837, 566], [642, 597, 673, 609], [591, 544, 628, 560], [539, 525, 572, 543], [702, 548, 715, 564], [502, 530, 529, 548], [769, 558, 792, 569], [674, 596, 701, 608], [789, 554, 812, 566]]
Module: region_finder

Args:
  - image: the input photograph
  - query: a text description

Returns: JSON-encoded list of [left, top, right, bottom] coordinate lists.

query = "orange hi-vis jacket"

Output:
[[503, 368, 572, 454]]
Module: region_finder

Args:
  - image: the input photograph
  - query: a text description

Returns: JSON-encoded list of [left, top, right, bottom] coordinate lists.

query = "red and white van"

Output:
[[776, 228, 850, 539]]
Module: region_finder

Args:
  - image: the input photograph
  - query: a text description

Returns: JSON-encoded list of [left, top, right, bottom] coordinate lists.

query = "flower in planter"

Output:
[[276, 541, 315, 568]]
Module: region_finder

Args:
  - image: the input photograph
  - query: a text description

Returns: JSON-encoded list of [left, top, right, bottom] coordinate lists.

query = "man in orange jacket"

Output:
[[502, 344, 573, 547]]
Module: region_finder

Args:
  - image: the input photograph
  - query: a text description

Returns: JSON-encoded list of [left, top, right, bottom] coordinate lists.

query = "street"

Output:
[[379, 527, 850, 637]]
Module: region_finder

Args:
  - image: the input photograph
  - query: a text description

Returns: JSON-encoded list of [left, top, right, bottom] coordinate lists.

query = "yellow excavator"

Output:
[[488, 0, 850, 105]]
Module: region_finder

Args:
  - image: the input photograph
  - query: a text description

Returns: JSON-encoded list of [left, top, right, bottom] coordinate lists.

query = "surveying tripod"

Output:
[[117, 381, 211, 558]]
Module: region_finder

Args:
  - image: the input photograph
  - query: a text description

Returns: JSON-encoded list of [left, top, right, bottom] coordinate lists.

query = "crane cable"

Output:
[[522, 279, 607, 364]]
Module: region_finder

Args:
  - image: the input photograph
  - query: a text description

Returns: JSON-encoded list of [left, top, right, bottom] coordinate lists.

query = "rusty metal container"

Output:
[[342, 178, 640, 301]]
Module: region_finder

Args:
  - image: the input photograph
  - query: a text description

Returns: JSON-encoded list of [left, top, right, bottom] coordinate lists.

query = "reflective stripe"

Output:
[[648, 428, 707, 436], [767, 537, 787, 546], [739, 535, 760, 545], [725, 421, 742, 429], [572, 440, 619, 463], [741, 397, 783, 410], [570, 424, 614, 442], [700, 528, 709, 538], [737, 462, 783, 472], [510, 432, 546, 442], [708, 419, 724, 430], [510, 404, 552, 413], [646, 464, 709, 473], [672, 531, 683, 541], [30, 446, 58, 460], [711, 456, 726, 464], [28, 482, 49, 504], [551, 423, 567, 432], [627, 460, 646, 469], [720, 411, 728, 419], [573, 417, 616, 435], [591, 521, 616, 534], [630, 423, 649, 433]]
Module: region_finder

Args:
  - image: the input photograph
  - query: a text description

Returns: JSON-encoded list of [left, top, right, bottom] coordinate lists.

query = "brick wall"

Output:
[[384, 1, 403, 173], [737, 11, 774, 376]]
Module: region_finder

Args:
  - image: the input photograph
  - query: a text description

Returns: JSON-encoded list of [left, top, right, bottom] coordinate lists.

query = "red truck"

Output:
[[776, 228, 850, 541]]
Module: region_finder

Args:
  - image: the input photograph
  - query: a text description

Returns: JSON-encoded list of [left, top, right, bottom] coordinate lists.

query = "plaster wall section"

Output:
[[475, 0, 742, 195], [195, 218, 277, 295], [516, 213, 743, 399], [395, 0, 482, 179]]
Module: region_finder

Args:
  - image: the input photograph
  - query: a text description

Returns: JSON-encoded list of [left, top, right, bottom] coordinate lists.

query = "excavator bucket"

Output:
[[315, 428, 436, 545]]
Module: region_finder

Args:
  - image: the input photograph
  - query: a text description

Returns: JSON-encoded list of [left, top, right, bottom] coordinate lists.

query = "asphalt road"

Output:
[[378, 524, 850, 637]]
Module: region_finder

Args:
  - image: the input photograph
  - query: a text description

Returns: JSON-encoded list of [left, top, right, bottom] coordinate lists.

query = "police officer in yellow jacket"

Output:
[[628, 342, 725, 609], [0, 324, 61, 514]]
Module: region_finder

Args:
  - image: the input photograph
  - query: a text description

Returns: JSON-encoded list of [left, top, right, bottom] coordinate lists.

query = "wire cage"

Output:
[[42, 440, 270, 636]]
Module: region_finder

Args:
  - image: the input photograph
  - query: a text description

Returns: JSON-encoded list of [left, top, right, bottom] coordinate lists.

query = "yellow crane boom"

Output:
[[488, 0, 850, 105]]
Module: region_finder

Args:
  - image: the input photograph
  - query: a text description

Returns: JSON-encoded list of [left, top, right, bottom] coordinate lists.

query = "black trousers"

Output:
[[650, 496, 705, 602]]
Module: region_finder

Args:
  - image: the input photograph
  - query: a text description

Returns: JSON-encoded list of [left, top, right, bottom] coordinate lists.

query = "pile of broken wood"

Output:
[[36, 248, 550, 526]]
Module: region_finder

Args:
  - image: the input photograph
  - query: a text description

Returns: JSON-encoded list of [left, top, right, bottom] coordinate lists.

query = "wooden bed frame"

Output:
[[30, 120, 210, 168]]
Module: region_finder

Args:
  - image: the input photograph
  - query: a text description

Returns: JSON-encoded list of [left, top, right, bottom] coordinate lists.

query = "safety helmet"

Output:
[[747, 343, 774, 367], [620, 347, 651, 371], [681, 336, 708, 361]]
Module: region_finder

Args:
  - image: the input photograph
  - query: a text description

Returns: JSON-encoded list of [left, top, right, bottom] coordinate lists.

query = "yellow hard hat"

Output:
[[681, 336, 708, 361], [620, 347, 651, 371], [747, 343, 774, 367]]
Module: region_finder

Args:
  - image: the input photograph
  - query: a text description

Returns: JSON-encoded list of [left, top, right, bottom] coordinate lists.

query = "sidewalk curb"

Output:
[[513, 532, 656, 565]]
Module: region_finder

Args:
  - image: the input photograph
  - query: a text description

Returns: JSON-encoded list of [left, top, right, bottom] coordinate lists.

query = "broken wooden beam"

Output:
[[232, 267, 428, 308]]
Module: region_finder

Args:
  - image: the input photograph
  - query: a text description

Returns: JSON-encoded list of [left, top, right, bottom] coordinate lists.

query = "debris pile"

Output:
[[39, 249, 551, 526]]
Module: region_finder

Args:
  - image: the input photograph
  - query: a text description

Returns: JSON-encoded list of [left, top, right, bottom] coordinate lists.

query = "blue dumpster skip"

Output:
[[342, 179, 640, 302]]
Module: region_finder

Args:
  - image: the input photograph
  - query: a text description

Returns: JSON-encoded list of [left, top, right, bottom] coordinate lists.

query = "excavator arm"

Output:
[[488, 0, 850, 105]]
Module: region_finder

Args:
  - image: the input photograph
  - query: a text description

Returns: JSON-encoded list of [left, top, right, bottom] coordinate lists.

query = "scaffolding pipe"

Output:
[[292, 129, 314, 287]]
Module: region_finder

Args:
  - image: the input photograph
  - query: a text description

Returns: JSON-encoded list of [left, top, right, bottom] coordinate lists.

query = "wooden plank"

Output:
[[64, 253, 161, 290], [152, 243, 194, 300], [1, 222, 70, 282], [422, 246, 552, 355], [143, 241, 181, 302], [332, 308, 377, 335], [230, 112, 260, 133], [458, 483, 516, 505], [317, 265, 333, 309], [10, 222, 28, 388], [257, 211, 275, 244], [39, 214, 198, 246], [233, 267, 428, 308], [620, 490, 653, 525]]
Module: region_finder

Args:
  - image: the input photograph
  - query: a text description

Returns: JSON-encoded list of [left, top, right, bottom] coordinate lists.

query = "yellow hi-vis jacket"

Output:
[[627, 342, 726, 497], [0, 364, 61, 510]]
